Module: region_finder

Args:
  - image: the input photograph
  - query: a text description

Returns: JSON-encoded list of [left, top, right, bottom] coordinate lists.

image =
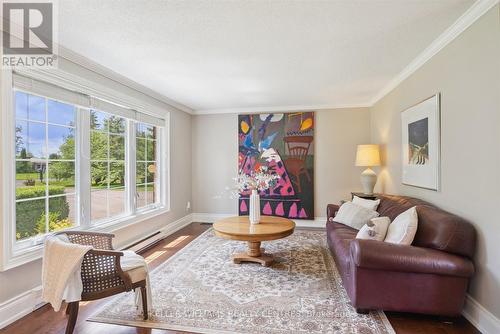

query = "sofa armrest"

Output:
[[350, 239, 474, 278], [327, 204, 340, 221]]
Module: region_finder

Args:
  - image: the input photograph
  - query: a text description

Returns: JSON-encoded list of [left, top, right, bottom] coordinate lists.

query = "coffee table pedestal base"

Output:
[[232, 241, 273, 267]]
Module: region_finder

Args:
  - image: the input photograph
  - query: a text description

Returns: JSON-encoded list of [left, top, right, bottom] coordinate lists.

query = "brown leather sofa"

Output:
[[326, 194, 476, 316]]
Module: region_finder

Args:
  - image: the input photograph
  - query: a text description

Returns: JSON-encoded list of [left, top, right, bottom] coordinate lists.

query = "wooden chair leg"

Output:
[[65, 302, 79, 334], [140, 285, 148, 320]]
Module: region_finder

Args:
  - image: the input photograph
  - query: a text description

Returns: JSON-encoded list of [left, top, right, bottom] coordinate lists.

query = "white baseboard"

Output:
[[118, 213, 194, 250], [463, 294, 500, 334], [159, 213, 194, 235], [0, 286, 43, 329], [192, 212, 327, 228]]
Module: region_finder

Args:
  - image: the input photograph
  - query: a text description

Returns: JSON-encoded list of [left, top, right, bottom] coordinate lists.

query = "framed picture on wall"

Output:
[[401, 94, 441, 190]]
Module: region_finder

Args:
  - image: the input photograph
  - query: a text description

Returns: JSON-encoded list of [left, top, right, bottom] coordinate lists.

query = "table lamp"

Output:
[[355, 144, 381, 194]]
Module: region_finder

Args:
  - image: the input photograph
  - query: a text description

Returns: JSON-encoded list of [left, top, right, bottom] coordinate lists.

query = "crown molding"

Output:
[[369, 0, 500, 106], [194, 103, 371, 115]]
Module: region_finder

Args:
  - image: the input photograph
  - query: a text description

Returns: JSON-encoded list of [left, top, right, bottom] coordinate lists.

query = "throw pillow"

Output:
[[333, 202, 380, 230], [384, 206, 418, 245], [356, 216, 391, 241], [353, 195, 381, 211]]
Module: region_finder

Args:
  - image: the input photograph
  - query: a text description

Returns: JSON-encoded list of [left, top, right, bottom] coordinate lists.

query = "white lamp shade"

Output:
[[355, 144, 381, 167]]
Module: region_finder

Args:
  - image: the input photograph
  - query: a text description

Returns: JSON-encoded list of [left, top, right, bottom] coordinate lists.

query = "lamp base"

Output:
[[360, 168, 377, 195]]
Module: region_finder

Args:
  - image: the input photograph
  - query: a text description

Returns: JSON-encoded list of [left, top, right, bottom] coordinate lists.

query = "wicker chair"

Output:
[[54, 231, 148, 334]]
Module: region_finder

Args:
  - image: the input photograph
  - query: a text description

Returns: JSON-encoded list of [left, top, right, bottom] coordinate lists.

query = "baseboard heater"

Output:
[[124, 231, 164, 254]]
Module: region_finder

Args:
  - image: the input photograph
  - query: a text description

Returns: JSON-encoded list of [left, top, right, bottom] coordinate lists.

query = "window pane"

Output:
[[109, 187, 125, 216], [108, 116, 125, 134], [136, 123, 146, 138], [90, 131, 108, 160], [48, 125, 75, 159], [16, 183, 46, 201], [146, 183, 155, 204], [16, 121, 46, 159], [28, 94, 45, 122], [145, 125, 155, 139], [28, 122, 47, 159], [91, 190, 108, 221], [109, 134, 125, 160], [48, 100, 75, 126], [15, 120, 27, 158], [136, 185, 146, 208], [15, 91, 28, 119], [90, 110, 108, 131], [146, 163, 156, 183], [135, 122, 160, 210], [91, 162, 108, 189], [16, 161, 44, 197], [136, 137, 146, 161], [16, 198, 46, 240], [109, 162, 125, 188], [136, 162, 146, 184], [48, 161, 75, 190], [146, 139, 156, 161], [48, 195, 76, 232]]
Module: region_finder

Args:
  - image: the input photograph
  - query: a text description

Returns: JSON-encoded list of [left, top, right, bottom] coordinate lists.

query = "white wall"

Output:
[[191, 108, 371, 217], [0, 56, 193, 304], [370, 4, 500, 320]]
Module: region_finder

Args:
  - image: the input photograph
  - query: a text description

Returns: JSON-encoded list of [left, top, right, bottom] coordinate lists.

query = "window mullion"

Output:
[[78, 108, 91, 227], [127, 120, 136, 214]]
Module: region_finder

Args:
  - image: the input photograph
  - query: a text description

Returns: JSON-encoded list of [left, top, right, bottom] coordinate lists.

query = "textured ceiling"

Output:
[[58, 0, 474, 113]]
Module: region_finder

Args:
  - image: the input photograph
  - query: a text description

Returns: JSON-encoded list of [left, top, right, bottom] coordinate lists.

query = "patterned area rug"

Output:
[[89, 229, 395, 334]]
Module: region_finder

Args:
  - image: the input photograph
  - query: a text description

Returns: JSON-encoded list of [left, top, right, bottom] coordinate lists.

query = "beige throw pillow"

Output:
[[356, 217, 391, 241], [384, 206, 418, 245], [352, 195, 381, 211], [333, 202, 380, 230]]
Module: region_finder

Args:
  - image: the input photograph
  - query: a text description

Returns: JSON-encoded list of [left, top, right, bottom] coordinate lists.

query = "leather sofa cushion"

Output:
[[376, 195, 476, 259], [350, 239, 475, 277]]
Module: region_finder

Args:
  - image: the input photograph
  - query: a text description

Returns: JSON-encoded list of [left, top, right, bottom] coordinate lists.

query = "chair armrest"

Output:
[[350, 239, 474, 278], [61, 231, 115, 250], [327, 204, 340, 221], [81, 249, 133, 295]]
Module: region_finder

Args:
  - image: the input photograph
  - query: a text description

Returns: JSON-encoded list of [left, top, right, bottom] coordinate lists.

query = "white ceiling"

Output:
[[58, 0, 475, 114]]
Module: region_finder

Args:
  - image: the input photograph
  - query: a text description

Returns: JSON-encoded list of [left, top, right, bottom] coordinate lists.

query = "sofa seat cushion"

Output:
[[350, 239, 475, 277]]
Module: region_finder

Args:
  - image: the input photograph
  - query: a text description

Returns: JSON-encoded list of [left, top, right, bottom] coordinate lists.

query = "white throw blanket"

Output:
[[42, 236, 152, 312], [41, 236, 92, 311]]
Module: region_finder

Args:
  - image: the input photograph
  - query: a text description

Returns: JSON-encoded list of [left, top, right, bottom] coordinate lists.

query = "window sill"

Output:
[[1, 206, 170, 271]]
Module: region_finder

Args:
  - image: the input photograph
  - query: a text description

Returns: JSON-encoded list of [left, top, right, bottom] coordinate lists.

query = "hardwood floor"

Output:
[[0, 223, 480, 334]]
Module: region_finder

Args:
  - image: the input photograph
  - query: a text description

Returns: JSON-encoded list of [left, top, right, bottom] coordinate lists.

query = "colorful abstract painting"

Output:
[[238, 112, 314, 219]]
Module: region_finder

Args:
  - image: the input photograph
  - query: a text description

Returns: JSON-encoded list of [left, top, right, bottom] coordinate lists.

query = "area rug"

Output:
[[89, 229, 395, 334]]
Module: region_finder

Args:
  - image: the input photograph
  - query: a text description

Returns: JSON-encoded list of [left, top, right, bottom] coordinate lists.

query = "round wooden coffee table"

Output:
[[213, 216, 295, 266]]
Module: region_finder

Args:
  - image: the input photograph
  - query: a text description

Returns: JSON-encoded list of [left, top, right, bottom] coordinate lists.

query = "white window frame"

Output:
[[1, 69, 171, 271]]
